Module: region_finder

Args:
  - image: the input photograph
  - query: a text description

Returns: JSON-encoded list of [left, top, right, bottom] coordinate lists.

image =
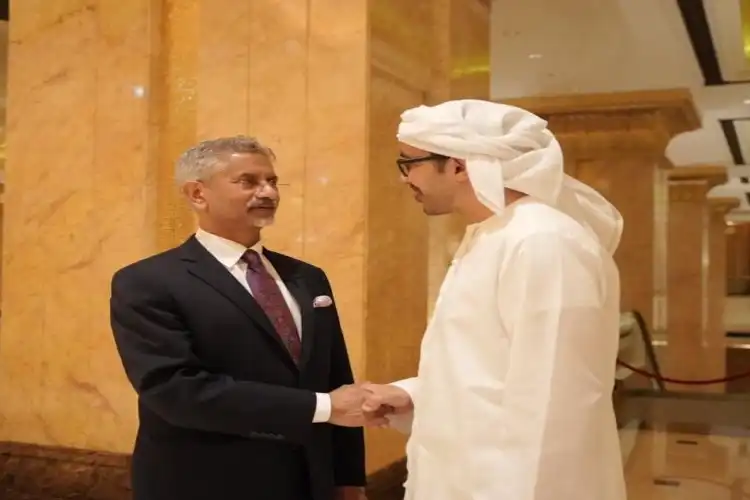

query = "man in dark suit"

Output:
[[110, 136, 377, 500]]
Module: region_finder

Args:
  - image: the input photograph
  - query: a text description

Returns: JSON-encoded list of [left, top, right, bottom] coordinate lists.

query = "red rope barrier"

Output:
[[616, 359, 750, 386]]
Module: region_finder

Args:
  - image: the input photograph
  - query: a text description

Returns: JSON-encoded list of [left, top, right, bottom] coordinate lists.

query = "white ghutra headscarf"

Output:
[[397, 99, 624, 254]]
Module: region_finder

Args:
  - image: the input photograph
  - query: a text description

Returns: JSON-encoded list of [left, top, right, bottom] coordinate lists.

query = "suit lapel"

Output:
[[178, 237, 297, 370], [263, 249, 317, 371]]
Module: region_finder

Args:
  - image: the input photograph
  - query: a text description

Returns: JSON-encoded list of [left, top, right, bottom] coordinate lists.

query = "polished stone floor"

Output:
[[624, 427, 750, 499], [371, 425, 750, 500], [2, 415, 747, 500], [619, 343, 750, 499]]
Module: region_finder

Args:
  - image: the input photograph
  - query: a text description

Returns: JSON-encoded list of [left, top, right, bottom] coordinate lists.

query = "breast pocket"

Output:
[[310, 295, 337, 327]]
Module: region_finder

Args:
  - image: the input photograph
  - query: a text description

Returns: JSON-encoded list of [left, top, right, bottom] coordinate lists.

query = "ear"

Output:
[[453, 159, 470, 182], [182, 181, 207, 210]]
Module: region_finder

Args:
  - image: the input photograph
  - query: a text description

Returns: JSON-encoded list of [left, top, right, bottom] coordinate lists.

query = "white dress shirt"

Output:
[[195, 228, 332, 423]]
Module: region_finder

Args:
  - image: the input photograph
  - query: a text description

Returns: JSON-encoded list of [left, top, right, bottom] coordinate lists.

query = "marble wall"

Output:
[[424, 0, 491, 311], [0, 0, 370, 453], [0, 0, 491, 479], [664, 167, 728, 393], [364, 0, 490, 472], [1, 0, 160, 452]]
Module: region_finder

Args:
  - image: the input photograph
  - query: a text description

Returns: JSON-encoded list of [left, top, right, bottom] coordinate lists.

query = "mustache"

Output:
[[248, 201, 278, 209]]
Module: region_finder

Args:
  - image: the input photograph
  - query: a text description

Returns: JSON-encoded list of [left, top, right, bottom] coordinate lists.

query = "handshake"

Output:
[[328, 382, 413, 428]]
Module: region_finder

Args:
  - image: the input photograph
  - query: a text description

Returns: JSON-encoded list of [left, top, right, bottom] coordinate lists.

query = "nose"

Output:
[[256, 182, 278, 198], [398, 173, 409, 184]]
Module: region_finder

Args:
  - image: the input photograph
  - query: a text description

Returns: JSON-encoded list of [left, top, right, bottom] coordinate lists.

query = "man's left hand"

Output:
[[335, 486, 367, 500]]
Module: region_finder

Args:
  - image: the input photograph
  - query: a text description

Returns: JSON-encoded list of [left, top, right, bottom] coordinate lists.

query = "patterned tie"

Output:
[[242, 250, 302, 364]]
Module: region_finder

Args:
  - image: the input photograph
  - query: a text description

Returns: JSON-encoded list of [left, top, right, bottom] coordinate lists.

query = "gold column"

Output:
[[707, 198, 740, 375], [364, 0, 490, 471], [664, 166, 727, 392], [727, 222, 750, 292], [365, 0, 434, 471], [0, 0, 165, 451], [425, 0, 491, 312], [503, 90, 700, 334]]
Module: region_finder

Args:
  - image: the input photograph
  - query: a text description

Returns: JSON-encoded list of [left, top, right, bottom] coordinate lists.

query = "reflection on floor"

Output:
[[617, 342, 750, 498], [372, 423, 750, 500], [624, 427, 750, 499], [371, 422, 750, 500]]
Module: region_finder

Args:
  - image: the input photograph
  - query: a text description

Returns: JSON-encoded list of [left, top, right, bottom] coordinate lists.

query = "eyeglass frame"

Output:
[[396, 153, 450, 177]]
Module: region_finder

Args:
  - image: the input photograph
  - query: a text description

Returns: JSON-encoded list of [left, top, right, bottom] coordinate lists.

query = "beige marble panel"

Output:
[[666, 181, 712, 392], [246, 0, 308, 257], [155, 0, 200, 249], [707, 199, 738, 351], [664, 168, 727, 393], [304, 0, 369, 374], [364, 69, 429, 472], [449, 0, 491, 99], [0, 0, 156, 450], [363, 0, 491, 474], [370, 0, 435, 67], [727, 223, 750, 284], [425, 0, 490, 311], [195, 0, 250, 138]]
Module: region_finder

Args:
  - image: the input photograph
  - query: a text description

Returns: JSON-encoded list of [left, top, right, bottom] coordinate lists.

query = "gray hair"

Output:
[[174, 135, 276, 185]]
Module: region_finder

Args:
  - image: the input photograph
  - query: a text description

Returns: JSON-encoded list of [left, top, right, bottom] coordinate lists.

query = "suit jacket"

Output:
[[110, 236, 365, 500]]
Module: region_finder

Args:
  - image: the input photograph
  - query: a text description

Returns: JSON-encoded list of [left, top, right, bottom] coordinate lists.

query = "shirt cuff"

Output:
[[390, 377, 418, 400], [313, 392, 332, 423]]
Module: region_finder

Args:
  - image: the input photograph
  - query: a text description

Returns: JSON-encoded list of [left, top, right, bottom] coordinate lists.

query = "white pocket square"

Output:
[[313, 295, 333, 308]]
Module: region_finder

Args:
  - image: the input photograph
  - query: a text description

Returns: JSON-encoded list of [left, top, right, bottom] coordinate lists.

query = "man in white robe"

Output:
[[362, 99, 627, 500]]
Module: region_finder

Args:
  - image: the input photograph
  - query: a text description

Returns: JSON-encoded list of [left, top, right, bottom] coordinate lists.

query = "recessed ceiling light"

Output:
[[528, 54, 542, 59], [744, 99, 750, 105]]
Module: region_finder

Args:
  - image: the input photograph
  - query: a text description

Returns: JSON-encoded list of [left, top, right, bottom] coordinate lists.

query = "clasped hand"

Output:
[[329, 382, 413, 428]]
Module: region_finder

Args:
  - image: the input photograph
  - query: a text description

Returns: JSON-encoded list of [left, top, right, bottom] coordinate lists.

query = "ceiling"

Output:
[[490, 0, 750, 222]]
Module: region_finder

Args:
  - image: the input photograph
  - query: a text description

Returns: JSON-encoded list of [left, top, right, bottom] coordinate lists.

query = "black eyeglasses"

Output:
[[396, 153, 449, 176]]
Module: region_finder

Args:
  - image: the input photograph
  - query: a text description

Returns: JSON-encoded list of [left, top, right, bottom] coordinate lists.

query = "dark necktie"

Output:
[[242, 250, 302, 363]]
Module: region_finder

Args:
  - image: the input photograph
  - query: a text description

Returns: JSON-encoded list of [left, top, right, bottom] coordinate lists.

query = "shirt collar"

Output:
[[195, 228, 263, 269]]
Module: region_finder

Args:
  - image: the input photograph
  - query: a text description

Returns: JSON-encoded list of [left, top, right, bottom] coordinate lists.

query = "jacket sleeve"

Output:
[[319, 271, 366, 487], [110, 266, 317, 444]]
